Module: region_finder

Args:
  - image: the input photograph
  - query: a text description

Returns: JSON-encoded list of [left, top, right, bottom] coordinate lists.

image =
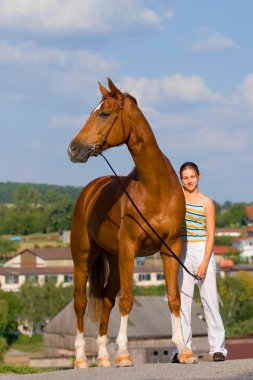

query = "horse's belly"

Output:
[[93, 221, 120, 255]]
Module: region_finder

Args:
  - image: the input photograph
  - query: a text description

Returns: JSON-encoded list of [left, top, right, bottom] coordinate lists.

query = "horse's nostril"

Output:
[[68, 144, 78, 157]]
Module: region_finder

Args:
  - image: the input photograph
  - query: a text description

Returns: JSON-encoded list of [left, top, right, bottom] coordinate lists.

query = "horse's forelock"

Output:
[[102, 92, 138, 106]]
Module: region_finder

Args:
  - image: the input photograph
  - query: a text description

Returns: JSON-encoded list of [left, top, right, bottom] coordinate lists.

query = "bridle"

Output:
[[89, 94, 126, 156]]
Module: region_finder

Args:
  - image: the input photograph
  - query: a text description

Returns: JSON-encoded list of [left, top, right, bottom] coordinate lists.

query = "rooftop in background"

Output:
[[246, 205, 253, 221], [44, 296, 207, 339]]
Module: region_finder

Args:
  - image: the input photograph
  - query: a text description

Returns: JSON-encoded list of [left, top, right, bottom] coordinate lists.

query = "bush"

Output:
[[0, 336, 8, 361]]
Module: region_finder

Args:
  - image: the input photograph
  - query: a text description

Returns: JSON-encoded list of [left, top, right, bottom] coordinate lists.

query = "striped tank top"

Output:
[[182, 201, 207, 242]]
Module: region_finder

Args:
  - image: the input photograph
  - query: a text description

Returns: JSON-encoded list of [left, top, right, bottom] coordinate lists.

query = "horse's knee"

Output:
[[118, 291, 133, 315], [103, 297, 115, 312], [168, 292, 180, 316]]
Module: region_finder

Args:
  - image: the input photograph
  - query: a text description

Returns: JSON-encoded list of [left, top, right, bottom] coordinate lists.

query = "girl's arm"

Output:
[[196, 199, 215, 279]]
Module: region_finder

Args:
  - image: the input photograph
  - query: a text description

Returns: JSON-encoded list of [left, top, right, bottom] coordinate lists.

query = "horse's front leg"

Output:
[[96, 253, 120, 367], [161, 237, 197, 364], [73, 262, 89, 369], [115, 238, 135, 367]]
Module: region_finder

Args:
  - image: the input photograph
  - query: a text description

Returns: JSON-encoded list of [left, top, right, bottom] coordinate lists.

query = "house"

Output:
[[219, 264, 253, 279], [245, 205, 253, 225], [215, 228, 243, 237], [246, 226, 253, 237], [133, 265, 165, 286], [42, 296, 209, 366], [0, 248, 170, 291], [1, 244, 251, 292], [232, 236, 253, 260], [213, 246, 238, 265], [0, 248, 73, 291]]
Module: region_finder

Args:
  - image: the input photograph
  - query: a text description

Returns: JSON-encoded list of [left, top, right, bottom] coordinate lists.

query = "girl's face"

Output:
[[180, 167, 199, 193]]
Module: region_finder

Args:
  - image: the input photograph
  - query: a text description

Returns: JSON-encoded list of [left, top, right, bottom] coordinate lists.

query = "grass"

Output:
[[0, 363, 56, 374], [10, 334, 43, 353]]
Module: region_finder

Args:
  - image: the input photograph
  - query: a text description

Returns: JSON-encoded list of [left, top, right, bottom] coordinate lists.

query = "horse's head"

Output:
[[68, 78, 132, 163]]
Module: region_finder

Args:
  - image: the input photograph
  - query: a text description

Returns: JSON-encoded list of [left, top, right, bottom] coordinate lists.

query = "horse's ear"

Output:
[[98, 81, 110, 97], [108, 78, 122, 97]]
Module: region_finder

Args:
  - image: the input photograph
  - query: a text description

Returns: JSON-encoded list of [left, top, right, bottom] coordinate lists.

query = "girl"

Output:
[[172, 162, 227, 362]]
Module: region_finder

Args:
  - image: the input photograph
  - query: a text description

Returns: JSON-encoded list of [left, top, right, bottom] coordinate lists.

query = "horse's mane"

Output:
[[123, 93, 138, 105]]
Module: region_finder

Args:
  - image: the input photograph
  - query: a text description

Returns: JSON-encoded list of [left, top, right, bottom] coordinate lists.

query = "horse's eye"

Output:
[[99, 112, 109, 118]]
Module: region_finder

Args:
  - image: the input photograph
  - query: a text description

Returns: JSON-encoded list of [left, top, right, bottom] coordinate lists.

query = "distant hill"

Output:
[[0, 182, 83, 204]]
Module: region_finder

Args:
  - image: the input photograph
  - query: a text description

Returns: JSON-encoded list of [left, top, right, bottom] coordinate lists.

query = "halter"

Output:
[[90, 94, 126, 156]]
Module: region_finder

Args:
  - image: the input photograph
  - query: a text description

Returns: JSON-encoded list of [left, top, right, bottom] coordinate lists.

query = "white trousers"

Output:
[[178, 241, 227, 356]]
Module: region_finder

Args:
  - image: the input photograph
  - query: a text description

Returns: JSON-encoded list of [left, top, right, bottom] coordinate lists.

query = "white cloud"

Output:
[[0, 0, 163, 34], [192, 126, 248, 152], [0, 41, 120, 72], [0, 40, 121, 101], [120, 75, 224, 105], [191, 32, 237, 52], [239, 73, 253, 105]]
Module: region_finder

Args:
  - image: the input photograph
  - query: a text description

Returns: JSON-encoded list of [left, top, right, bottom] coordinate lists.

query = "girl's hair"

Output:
[[179, 162, 200, 178]]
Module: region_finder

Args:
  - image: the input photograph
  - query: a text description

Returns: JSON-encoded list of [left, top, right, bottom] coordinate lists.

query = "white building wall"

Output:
[[233, 238, 253, 259], [133, 272, 165, 286], [3, 255, 21, 268]]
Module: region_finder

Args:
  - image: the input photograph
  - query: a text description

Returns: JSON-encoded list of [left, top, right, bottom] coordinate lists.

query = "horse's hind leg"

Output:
[[96, 253, 120, 367], [161, 237, 197, 364]]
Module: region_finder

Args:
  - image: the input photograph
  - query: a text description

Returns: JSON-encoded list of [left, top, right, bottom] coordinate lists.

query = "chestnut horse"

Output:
[[68, 79, 197, 368]]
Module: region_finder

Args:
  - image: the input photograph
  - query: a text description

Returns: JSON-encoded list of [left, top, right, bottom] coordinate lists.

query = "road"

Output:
[[1, 359, 253, 380]]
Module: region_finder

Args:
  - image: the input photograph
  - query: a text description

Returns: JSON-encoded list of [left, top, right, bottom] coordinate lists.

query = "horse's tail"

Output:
[[87, 254, 109, 324]]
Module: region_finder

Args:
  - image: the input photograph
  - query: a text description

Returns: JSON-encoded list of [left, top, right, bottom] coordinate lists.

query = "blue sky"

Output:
[[1, 0, 253, 203]]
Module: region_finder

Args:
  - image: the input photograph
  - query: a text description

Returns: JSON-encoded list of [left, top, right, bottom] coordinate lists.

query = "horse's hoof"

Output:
[[74, 357, 89, 369], [115, 354, 133, 367], [178, 351, 198, 364], [97, 356, 112, 367]]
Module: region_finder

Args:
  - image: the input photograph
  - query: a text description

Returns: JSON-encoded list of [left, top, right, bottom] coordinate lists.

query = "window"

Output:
[[25, 275, 39, 283], [138, 274, 151, 281], [45, 275, 58, 284], [156, 273, 164, 280], [5, 275, 19, 284], [146, 347, 173, 363], [64, 274, 73, 283], [135, 257, 145, 266]]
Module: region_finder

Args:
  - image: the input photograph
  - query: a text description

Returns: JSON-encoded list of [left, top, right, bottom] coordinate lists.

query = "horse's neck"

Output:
[[127, 112, 171, 191]]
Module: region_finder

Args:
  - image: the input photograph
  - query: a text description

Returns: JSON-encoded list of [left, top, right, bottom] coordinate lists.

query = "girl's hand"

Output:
[[196, 262, 208, 280]]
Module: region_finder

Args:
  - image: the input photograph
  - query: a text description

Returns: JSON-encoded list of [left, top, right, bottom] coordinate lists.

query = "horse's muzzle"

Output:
[[68, 143, 91, 163]]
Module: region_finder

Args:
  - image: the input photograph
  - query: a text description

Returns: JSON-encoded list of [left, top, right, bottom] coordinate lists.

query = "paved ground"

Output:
[[1, 359, 253, 380]]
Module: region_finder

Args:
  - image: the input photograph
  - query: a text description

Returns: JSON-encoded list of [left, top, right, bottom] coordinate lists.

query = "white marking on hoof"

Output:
[[115, 354, 133, 367], [74, 357, 88, 369], [97, 356, 112, 367], [178, 352, 198, 364]]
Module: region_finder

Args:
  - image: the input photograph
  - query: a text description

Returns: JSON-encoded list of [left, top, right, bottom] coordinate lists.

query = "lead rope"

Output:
[[98, 152, 198, 280]]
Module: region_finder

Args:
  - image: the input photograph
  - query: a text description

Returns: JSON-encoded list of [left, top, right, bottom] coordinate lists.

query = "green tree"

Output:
[[0, 300, 8, 330], [18, 283, 45, 332], [18, 283, 73, 334], [217, 271, 253, 336], [0, 291, 22, 332], [13, 185, 41, 214], [214, 236, 234, 246], [40, 283, 74, 321], [44, 190, 73, 232], [216, 203, 247, 227], [0, 336, 8, 361]]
